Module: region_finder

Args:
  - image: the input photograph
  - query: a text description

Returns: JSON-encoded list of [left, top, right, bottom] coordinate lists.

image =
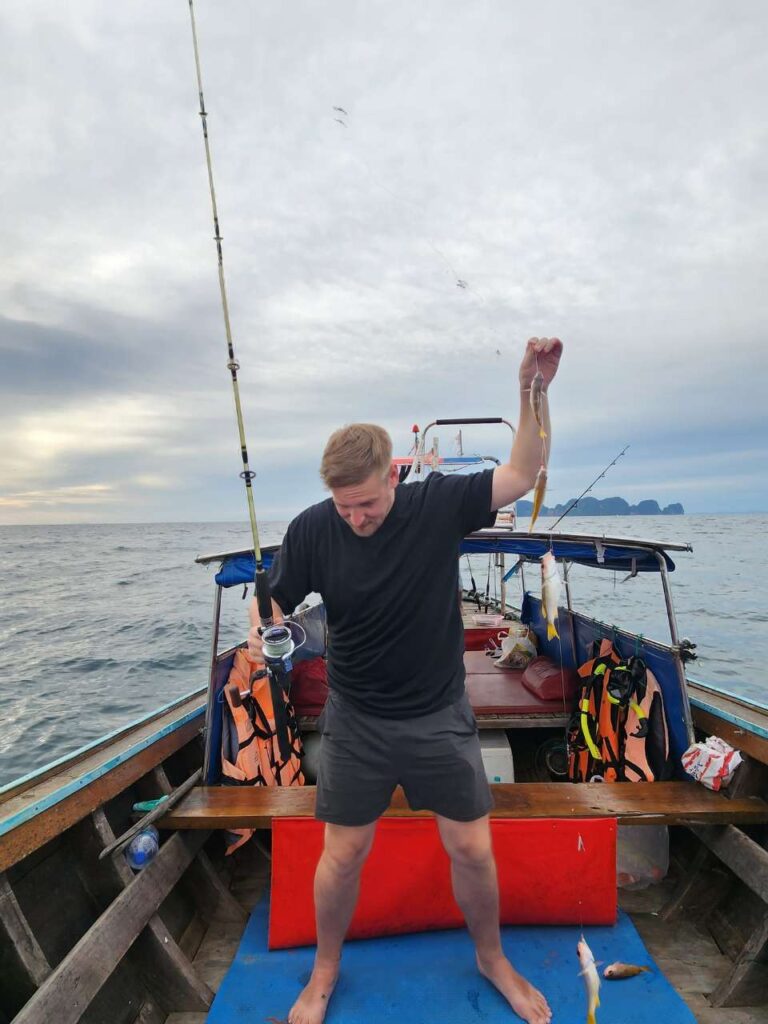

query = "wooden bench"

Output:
[[159, 782, 768, 830]]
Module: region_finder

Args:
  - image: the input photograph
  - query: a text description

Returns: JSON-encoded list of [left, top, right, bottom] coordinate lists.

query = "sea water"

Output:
[[0, 514, 765, 787]]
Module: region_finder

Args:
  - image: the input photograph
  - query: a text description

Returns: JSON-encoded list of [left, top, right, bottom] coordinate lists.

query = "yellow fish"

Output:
[[604, 962, 651, 980], [577, 935, 601, 1024], [540, 551, 562, 641], [528, 464, 547, 533]]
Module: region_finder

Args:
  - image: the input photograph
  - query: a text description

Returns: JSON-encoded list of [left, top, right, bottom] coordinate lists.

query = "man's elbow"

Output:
[[491, 465, 535, 511]]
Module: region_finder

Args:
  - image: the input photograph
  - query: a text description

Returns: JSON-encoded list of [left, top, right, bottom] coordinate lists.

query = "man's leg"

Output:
[[288, 821, 377, 1024], [436, 814, 552, 1024]]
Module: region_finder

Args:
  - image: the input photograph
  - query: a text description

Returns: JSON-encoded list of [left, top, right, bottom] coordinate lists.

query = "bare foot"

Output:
[[477, 953, 552, 1024], [287, 960, 339, 1024]]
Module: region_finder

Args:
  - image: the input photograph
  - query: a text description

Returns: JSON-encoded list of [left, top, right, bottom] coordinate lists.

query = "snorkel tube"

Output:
[[187, 0, 296, 761]]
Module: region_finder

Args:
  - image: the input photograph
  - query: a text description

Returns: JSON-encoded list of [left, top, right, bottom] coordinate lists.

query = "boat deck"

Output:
[[165, 842, 768, 1024]]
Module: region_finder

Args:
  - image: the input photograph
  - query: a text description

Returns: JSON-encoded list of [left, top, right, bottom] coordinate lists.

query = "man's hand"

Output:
[[247, 598, 285, 661], [519, 336, 563, 391], [246, 624, 265, 661]]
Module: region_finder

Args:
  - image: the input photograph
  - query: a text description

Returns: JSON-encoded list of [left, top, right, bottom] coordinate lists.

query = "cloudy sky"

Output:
[[1, 0, 766, 525]]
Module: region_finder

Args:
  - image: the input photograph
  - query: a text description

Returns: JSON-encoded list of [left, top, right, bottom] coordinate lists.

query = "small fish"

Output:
[[333, 106, 348, 115], [528, 463, 547, 532], [603, 962, 651, 980], [577, 934, 601, 1024], [540, 551, 562, 640], [529, 369, 547, 439]]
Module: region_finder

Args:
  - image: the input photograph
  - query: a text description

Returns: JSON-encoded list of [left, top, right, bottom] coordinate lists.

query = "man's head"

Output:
[[321, 423, 399, 537]]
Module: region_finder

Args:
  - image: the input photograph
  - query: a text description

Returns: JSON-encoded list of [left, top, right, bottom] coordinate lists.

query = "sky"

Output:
[[1, 0, 767, 525]]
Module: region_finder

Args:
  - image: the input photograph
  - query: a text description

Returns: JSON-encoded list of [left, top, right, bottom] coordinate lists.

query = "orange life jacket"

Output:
[[221, 648, 304, 853], [567, 639, 670, 783]]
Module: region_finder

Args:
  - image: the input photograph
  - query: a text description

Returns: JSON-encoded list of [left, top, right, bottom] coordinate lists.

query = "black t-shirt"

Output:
[[269, 468, 496, 718]]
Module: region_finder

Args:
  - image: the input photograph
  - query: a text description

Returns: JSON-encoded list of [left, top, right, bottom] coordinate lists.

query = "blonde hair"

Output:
[[320, 423, 393, 489]]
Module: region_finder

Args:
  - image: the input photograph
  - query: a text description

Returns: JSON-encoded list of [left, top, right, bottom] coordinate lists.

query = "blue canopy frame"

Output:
[[200, 530, 691, 588], [196, 528, 695, 780]]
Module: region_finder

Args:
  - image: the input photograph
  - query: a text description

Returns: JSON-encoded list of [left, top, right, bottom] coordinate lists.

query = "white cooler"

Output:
[[479, 730, 515, 783]]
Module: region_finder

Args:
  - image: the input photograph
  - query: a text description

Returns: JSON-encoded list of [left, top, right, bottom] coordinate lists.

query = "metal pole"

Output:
[[561, 560, 579, 667], [655, 551, 695, 744], [202, 583, 223, 783]]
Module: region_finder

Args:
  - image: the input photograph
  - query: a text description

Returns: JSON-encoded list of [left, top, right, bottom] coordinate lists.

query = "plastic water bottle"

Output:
[[124, 826, 160, 870]]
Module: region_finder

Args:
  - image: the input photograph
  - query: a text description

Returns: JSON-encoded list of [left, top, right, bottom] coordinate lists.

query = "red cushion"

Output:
[[463, 650, 568, 713], [521, 656, 580, 703], [463, 626, 506, 651], [290, 657, 329, 716], [269, 816, 617, 949]]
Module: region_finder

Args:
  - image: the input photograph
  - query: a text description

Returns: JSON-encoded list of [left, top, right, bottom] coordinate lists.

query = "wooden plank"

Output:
[[11, 831, 209, 1024], [159, 782, 768, 830], [0, 872, 51, 987], [0, 691, 206, 806], [691, 706, 768, 768], [689, 825, 768, 903], [658, 845, 724, 923], [99, 770, 202, 860], [298, 712, 570, 731], [710, 910, 768, 1007], [76, 810, 213, 1013], [0, 715, 203, 874], [153, 768, 246, 925]]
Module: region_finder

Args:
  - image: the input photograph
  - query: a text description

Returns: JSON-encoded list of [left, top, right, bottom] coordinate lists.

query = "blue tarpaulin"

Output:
[[207, 898, 696, 1024], [212, 533, 681, 588]]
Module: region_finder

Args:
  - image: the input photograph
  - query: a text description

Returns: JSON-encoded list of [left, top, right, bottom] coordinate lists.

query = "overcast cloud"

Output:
[[1, 0, 766, 524]]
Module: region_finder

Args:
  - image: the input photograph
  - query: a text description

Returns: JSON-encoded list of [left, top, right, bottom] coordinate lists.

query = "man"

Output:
[[248, 337, 562, 1024]]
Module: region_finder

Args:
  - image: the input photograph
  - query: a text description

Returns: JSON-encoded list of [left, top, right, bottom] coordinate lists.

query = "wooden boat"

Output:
[[1, 526, 767, 1024]]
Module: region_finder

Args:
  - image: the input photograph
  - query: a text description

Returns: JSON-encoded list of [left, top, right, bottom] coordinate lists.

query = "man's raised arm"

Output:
[[491, 336, 562, 512]]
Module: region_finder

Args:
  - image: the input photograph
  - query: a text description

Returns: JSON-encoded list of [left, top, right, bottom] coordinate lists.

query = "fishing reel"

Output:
[[260, 623, 296, 672]]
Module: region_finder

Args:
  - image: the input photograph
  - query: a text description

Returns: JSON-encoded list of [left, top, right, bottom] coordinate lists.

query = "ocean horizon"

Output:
[[1, 512, 766, 787]]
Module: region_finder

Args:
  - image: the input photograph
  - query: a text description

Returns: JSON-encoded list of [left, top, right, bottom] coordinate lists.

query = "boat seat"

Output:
[[463, 650, 571, 715], [158, 781, 768, 830]]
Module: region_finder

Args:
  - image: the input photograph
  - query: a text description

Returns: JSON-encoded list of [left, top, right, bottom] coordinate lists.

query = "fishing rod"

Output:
[[547, 445, 630, 531], [186, 0, 296, 756]]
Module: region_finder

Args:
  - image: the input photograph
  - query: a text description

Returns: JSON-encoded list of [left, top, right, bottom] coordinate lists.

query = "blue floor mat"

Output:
[[208, 898, 695, 1023]]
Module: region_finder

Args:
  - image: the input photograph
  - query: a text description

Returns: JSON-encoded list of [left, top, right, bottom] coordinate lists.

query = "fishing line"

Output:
[[330, 110, 505, 346], [546, 445, 630, 532]]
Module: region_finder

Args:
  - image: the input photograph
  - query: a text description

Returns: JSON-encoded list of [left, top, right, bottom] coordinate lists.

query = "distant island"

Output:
[[515, 496, 685, 517]]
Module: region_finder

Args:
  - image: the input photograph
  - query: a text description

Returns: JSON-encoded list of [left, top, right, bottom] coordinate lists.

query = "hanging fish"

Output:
[[540, 551, 562, 640], [577, 935, 601, 1024], [603, 962, 650, 980], [528, 463, 548, 533], [530, 369, 547, 439]]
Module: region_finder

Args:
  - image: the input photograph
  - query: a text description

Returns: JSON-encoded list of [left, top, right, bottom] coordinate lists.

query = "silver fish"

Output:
[[577, 934, 601, 1024], [530, 370, 547, 439], [540, 551, 562, 640]]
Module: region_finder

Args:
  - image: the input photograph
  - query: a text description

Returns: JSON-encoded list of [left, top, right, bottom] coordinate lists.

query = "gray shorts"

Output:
[[315, 690, 494, 826]]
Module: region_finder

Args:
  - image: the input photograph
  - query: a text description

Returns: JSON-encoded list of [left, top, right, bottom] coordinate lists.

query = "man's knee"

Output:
[[439, 816, 494, 868], [321, 822, 376, 876]]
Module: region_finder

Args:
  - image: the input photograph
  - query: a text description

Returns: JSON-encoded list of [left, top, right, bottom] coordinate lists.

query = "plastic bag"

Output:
[[681, 735, 743, 791], [616, 824, 669, 889], [493, 626, 537, 669]]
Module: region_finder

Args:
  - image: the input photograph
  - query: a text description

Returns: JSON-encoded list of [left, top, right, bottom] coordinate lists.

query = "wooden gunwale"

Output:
[[0, 694, 205, 874], [0, 687, 206, 805]]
